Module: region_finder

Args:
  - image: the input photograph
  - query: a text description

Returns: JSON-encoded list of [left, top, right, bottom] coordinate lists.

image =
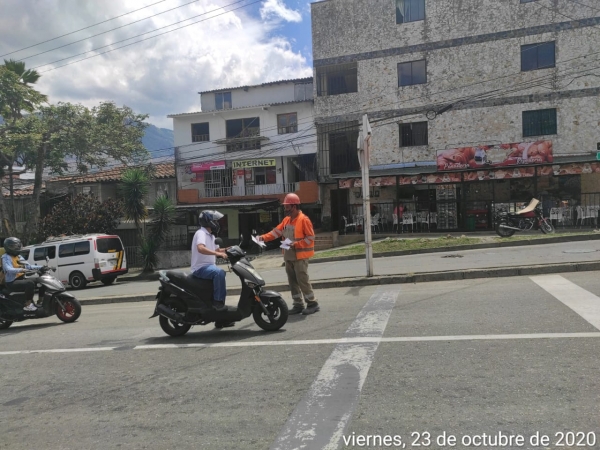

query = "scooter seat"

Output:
[[166, 271, 213, 294]]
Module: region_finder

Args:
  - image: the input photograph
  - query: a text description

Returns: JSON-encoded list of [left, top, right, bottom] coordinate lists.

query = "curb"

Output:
[[78, 261, 600, 306]]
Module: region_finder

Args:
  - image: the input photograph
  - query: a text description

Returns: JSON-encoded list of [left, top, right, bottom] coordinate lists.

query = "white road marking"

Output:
[[2, 333, 599, 356], [531, 274, 600, 330], [271, 288, 398, 450]]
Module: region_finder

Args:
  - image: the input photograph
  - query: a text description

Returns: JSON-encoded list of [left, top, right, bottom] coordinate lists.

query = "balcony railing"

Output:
[[197, 183, 299, 199]]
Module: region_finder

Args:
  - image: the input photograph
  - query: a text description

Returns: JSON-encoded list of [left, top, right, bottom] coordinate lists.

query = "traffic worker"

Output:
[[258, 193, 319, 315]]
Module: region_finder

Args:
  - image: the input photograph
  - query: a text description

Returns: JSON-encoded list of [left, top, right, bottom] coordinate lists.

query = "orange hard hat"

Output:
[[282, 193, 300, 205]]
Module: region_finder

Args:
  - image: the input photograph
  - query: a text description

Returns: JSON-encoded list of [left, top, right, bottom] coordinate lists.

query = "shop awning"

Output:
[[175, 199, 281, 211]]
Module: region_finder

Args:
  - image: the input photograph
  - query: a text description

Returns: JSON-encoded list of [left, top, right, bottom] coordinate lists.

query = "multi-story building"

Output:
[[168, 78, 319, 243], [312, 0, 600, 232]]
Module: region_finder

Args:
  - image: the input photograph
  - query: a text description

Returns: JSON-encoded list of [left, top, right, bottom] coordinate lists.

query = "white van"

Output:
[[20, 234, 128, 289]]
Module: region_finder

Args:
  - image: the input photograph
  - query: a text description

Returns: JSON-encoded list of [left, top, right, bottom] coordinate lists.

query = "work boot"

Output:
[[302, 303, 320, 315], [289, 304, 304, 315]]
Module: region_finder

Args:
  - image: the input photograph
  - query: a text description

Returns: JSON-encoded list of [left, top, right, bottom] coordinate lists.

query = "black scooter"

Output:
[[0, 262, 82, 330], [150, 244, 288, 337]]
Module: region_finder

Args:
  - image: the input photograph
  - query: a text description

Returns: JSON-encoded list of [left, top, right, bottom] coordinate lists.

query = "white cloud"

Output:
[[260, 0, 302, 23], [0, 0, 311, 129]]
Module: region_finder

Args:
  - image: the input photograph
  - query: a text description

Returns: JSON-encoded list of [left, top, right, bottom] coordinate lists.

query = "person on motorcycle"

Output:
[[191, 210, 230, 312], [258, 193, 319, 315], [1, 237, 42, 311]]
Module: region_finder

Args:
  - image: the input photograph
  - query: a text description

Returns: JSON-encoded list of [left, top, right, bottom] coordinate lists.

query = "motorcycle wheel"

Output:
[[159, 299, 191, 337], [253, 297, 289, 331], [56, 296, 82, 323], [539, 218, 555, 234], [495, 221, 516, 237], [0, 318, 13, 329]]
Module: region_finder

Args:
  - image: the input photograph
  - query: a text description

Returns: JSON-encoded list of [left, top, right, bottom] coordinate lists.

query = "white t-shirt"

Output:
[[191, 228, 219, 272]]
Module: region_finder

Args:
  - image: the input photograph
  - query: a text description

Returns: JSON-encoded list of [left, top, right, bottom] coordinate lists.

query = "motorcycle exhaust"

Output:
[[499, 224, 522, 231], [157, 304, 184, 323]]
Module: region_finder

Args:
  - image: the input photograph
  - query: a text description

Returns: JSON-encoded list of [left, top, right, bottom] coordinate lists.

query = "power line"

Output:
[[0, 0, 168, 58]]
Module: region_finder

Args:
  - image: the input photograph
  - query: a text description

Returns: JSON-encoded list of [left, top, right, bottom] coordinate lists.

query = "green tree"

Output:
[[39, 194, 124, 240], [15, 102, 149, 242], [119, 167, 150, 233]]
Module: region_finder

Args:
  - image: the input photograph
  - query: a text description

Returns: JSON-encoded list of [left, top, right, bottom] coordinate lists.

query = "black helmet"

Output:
[[4, 237, 22, 256], [198, 210, 224, 235]]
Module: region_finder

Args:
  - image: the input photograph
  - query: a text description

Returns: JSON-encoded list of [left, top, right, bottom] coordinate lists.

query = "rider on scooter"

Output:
[[1, 237, 42, 311], [191, 210, 230, 312]]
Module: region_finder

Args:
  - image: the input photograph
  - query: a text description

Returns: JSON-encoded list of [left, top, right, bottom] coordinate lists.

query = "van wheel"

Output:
[[69, 271, 88, 290], [101, 277, 117, 286]]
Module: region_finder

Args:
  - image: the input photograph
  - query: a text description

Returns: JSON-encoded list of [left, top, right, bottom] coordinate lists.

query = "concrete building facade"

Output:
[[312, 0, 600, 232]]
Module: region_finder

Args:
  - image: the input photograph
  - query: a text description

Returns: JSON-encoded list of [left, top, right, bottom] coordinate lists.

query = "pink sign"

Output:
[[191, 160, 226, 173]]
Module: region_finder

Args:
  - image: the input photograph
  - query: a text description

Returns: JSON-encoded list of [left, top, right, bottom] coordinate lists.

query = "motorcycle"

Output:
[[0, 261, 82, 330], [494, 198, 555, 237], [150, 242, 288, 337]]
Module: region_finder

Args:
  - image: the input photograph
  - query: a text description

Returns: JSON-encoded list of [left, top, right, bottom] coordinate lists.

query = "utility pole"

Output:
[[357, 114, 373, 277]]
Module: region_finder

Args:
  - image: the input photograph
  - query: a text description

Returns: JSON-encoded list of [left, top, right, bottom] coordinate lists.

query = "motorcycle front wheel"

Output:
[[56, 296, 82, 323], [539, 218, 555, 234], [253, 297, 289, 331], [159, 299, 191, 337], [495, 221, 516, 237]]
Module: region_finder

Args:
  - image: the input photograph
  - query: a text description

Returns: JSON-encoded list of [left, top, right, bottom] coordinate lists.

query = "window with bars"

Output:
[[398, 60, 427, 87], [316, 63, 358, 97], [225, 117, 261, 151], [277, 113, 298, 134], [522, 108, 557, 137], [215, 92, 232, 110], [396, 0, 425, 24], [191, 122, 209, 142], [399, 122, 428, 147], [521, 42, 555, 71]]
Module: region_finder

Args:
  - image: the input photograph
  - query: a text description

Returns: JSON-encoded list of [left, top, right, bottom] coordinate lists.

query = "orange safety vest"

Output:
[[261, 211, 315, 260]]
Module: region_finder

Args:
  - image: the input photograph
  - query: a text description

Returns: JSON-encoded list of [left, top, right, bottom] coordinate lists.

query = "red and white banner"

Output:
[[190, 160, 226, 173], [437, 140, 553, 171]]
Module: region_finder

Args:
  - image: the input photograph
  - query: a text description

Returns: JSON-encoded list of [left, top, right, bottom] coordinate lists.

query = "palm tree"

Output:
[[3, 59, 40, 85], [119, 167, 149, 233], [140, 195, 176, 272]]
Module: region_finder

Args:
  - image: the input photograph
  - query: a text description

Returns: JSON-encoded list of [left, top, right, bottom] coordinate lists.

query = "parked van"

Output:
[[20, 234, 128, 289]]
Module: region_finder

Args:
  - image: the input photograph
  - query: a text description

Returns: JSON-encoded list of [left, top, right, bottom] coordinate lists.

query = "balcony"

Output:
[[214, 128, 269, 152], [177, 181, 319, 205]]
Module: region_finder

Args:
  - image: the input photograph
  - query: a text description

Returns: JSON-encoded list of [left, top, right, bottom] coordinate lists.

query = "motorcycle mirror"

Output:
[[46, 256, 49, 263], [214, 238, 223, 247]]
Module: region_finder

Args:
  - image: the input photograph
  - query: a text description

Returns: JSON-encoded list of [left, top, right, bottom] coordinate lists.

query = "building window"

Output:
[[225, 117, 260, 151], [215, 92, 232, 110], [294, 83, 313, 101], [254, 167, 277, 185], [398, 60, 427, 87], [191, 122, 209, 142], [316, 63, 358, 97], [521, 42, 555, 71], [520, 0, 537, 3], [399, 122, 428, 147], [277, 113, 298, 134], [522, 109, 557, 137], [396, 0, 425, 24]]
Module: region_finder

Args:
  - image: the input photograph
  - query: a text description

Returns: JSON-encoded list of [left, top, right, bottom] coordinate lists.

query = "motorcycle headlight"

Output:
[[245, 280, 258, 288]]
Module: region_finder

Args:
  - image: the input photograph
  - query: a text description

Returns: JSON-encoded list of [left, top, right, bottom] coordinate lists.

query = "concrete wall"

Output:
[[312, 0, 600, 170], [156, 250, 190, 270]]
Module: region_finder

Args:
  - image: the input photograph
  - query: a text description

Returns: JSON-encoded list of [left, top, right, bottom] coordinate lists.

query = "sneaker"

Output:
[[212, 301, 227, 312], [23, 304, 37, 311], [289, 304, 304, 315], [302, 304, 320, 315]]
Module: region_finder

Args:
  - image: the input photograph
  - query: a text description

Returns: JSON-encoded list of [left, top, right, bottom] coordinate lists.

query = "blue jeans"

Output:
[[192, 265, 226, 302]]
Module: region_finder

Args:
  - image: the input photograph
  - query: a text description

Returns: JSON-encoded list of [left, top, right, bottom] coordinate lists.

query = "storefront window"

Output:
[[255, 167, 277, 185]]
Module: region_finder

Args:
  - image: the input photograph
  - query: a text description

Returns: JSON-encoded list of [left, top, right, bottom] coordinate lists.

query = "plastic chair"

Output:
[[429, 212, 437, 229], [392, 214, 399, 232], [342, 216, 356, 234], [371, 213, 380, 233], [402, 214, 414, 232], [417, 212, 429, 231]]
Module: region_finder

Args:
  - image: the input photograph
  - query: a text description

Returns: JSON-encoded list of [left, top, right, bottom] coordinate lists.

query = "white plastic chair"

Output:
[[429, 212, 437, 229], [402, 214, 414, 232], [371, 213, 380, 233], [392, 213, 399, 232], [417, 212, 429, 231], [342, 216, 356, 234]]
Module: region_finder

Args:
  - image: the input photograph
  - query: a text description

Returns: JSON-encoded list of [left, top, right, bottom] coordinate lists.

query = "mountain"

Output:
[[142, 124, 174, 160]]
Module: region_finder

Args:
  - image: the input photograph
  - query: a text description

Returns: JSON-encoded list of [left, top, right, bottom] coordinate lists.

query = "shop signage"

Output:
[[538, 162, 599, 176], [232, 159, 276, 169], [596, 151, 600, 161], [437, 140, 553, 171], [190, 160, 226, 172], [259, 212, 271, 223]]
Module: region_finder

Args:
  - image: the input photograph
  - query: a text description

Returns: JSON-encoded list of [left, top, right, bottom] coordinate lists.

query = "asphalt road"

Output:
[[2, 272, 599, 450], [72, 240, 600, 301]]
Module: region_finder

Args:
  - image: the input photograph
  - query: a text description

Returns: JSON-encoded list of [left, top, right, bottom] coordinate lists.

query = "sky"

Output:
[[0, 0, 315, 129]]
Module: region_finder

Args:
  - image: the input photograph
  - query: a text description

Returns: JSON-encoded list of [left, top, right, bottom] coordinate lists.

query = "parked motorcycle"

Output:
[[0, 263, 82, 330], [150, 243, 288, 337], [494, 198, 555, 237]]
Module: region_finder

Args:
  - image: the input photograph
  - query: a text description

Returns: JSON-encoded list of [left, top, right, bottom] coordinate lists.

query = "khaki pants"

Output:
[[284, 259, 317, 307]]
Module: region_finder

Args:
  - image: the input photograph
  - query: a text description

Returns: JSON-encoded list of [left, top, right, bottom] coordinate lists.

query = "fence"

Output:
[[124, 234, 190, 268]]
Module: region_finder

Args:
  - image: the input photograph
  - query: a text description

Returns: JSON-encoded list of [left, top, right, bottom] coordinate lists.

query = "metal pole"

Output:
[[362, 115, 373, 277]]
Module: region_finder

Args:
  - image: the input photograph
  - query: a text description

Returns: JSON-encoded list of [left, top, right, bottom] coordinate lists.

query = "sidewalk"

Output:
[[74, 232, 600, 306]]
